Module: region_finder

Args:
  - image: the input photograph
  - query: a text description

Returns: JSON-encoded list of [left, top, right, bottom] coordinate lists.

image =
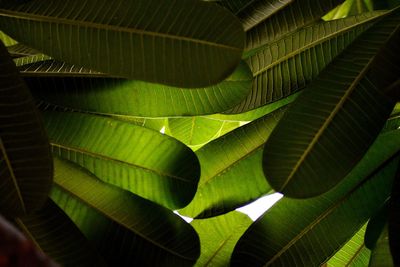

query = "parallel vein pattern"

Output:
[[0, 0, 244, 87]]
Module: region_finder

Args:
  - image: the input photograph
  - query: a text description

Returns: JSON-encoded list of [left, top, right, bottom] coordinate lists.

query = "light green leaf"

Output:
[[244, 0, 344, 54], [28, 61, 252, 117], [167, 117, 240, 148], [0, 30, 16, 46], [262, 11, 400, 198], [231, 131, 400, 266], [323, 0, 374, 20], [7, 43, 40, 58], [0, 41, 52, 217], [191, 211, 252, 267], [229, 11, 386, 113], [215, 0, 293, 31], [16, 199, 107, 267], [326, 224, 371, 267], [42, 111, 200, 210], [179, 108, 286, 218], [0, 0, 244, 88], [51, 157, 200, 267]]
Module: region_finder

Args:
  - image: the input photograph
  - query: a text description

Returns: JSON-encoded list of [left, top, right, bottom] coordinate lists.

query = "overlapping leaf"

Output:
[[0, 0, 244, 88], [228, 11, 386, 113], [191, 211, 252, 267], [17, 199, 106, 266], [42, 111, 200, 210], [244, 0, 344, 53], [214, 0, 293, 31], [231, 128, 400, 266], [51, 157, 200, 267], [262, 11, 400, 198], [389, 163, 400, 266], [0, 41, 52, 217], [28, 61, 252, 117], [326, 224, 371, 267], [179, 108, 286, 218], [368, 226, 394, 266]]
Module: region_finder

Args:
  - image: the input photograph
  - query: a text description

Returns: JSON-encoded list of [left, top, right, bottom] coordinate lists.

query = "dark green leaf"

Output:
[[365, 201, 389, 249], [7, 43, 40, 58], [389, 159, 400, 266], [16, 199, 106, 267], [0, 0, 244, 88], [51, 157, 200, 267], [191, 211, 252, 266], [368, 225, 395, 267], [179, 108, 286, 218], [0, 41, 52, 217], [262, 11, 400, 198], [326, 224, 371, 267], [231, 135, 400, 267], [229, 11, 386, 113], [28, 61, 252, 117], [244, 0, 344, 54], [42, 111, 200, 210]]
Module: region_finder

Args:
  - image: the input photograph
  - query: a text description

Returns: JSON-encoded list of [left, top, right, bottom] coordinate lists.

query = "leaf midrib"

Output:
[[252, 11, 385, 77], [53, 183, 194, 261], [50, 142, 193, 183], [0, 9, 241, 51]]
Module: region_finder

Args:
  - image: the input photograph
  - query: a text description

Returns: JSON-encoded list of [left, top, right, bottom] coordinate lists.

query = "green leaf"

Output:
[[262, 11, 400, 198], [16, 199, 107, 267], [7, 43, 40, 58], [231, 134, 400, 267], [28, 61, 252, 117], [326, 224, 371, 267], [323, 0, 374, 21], [368, 225, 394, 267], [42, 111, 200, 210], [167, 117, 240, 148], [51, 157, 200, 267], [0, 0, 244, 88], [389, 160, 400, 266], [179, 108, 286, 218], [244, 0, 344, 54], [215, 0, 293, 31], [364, 201, 389, 249], [0, 41, 52, 217], [229, 11, 386, 113], [191, 211, 252, 267], [0, 30, 16, 46]]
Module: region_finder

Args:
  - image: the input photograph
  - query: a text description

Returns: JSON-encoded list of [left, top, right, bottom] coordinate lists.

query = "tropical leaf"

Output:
[[244, 0, 344, 54], [323, 0, 374, 20], [389, 162, 400, 266], [16, 199, 106, 267], [262, 11, 400, 198], [0, 41, 52, 217], [364, 200, 389, 249], [368, 226, 394, 266], [0, 0, 244, 88], [51, 157, 200, 267], [167, 117, 240, 148], [0, 30, 16, 46], [7, 43, 40, 58], [228, 11, 387, 113], [231, 139, 400, 267], [214, 0, 293, 31], [42, 110, 200, 210], [28, 60, 252, 117], [326, 224, 371, 267], [179, 108, 286, 218], [191, 211, 252, 267]]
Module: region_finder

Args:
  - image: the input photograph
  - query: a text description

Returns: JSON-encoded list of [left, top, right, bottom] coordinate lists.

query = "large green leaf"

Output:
[[228, 11, 386, 113], [364, 201, 389, 249], [28, 61, 252, 117], [0, 41, 52, 217], [244, 0, 344, 53], [0, 0, 244, 88], [191, 211, 252, 267], [389, 162, 400, 266], [42, 111, 200, 210], [167, 117, 240, 148], [215, 0, 293, 31], [179, 108, 286, 218], [326, 224, 371, 267], [262, 11, 400, 198], [231, 134, 400, 267], [16, 199, 106, 267], [51, 157, 200, 267]]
